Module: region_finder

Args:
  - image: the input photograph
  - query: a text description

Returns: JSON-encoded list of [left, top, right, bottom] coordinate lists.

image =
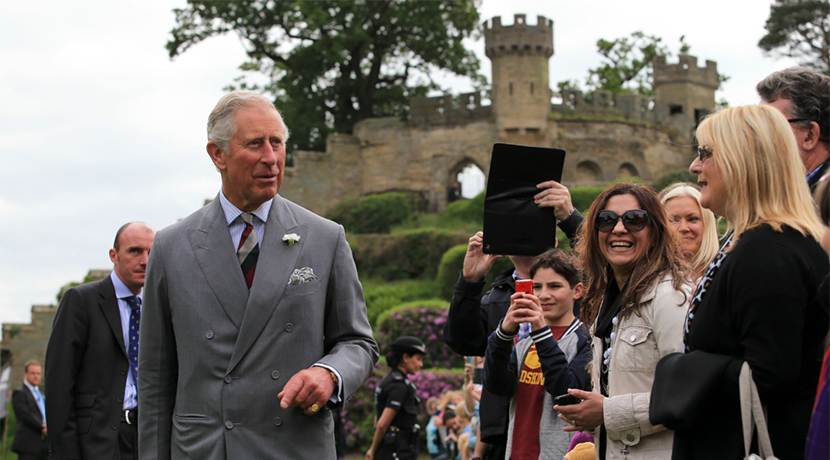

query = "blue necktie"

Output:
[[33, 386, 45, 422], [125, 296, 141, 385]]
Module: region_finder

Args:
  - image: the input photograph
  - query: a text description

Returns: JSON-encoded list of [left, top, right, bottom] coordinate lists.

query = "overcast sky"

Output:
[[0, 0, 797, 329]]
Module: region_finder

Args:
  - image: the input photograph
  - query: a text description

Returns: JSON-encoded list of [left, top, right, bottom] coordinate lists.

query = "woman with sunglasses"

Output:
[[651, 105, 828, 459], [658, 183, 719, 279], [555, 182, 693, 460]]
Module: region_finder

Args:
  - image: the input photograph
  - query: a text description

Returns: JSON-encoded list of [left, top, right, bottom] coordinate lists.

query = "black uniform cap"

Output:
[[389, 336, 427, 355]]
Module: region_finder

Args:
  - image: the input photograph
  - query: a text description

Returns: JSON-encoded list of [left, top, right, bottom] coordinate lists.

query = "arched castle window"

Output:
[[576, 161, 602, 183], [456, 163, 485, 199], [617, 163, 639, 179]]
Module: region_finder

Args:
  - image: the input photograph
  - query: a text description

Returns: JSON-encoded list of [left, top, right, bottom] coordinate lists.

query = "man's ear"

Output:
[[109, 248, 117, 264], [802, 121, 822, 152], [207, 140, 227, 171]]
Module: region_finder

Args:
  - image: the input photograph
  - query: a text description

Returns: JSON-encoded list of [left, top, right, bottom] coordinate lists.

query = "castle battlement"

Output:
[[409, 92, 491, 127], [554, 89, 650, 122], [653, 54, 719, 89], [484, 14, 553, 58]]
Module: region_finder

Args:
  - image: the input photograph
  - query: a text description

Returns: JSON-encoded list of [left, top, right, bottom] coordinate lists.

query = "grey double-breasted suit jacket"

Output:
[[138, 194, 378, 459]]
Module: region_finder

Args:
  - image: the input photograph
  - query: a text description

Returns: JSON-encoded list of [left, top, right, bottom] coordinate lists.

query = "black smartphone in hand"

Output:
[[553, 394, 581, 406], [472, 368, 482, 385]]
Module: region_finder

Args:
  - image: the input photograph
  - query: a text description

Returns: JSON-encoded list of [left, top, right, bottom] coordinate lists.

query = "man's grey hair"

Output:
[[756, 67, 830, 145], [207, 91, 291, 153]]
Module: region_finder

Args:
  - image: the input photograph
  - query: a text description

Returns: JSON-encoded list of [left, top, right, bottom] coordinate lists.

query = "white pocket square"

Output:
[[287, 267, 319, 285]]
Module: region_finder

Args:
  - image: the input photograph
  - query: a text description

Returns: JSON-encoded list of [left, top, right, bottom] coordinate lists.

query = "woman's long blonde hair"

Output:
[[695, 105, 825, 246], [659, 182, 720, 275]]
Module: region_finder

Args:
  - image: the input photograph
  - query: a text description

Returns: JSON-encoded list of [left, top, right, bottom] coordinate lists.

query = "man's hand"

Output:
[[535, 181, 575, 221], [278, 367, 335, 415], [41, 424, 47, 435], [502, 292, 546, 333], [462, 232, 501, 282]]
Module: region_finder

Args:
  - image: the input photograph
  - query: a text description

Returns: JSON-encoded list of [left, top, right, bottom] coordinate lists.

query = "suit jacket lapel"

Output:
[[188, 197, 249, 329], [227, 195, 306, 374], [98, 277, 127, 358]]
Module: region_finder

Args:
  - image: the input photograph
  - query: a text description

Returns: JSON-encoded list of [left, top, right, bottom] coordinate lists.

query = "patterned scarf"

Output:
[[684, 232, 735, 352]]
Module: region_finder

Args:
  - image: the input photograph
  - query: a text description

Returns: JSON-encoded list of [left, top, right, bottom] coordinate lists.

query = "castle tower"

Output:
[[484, 14, 553, 133], [653, 54, 719, 144]]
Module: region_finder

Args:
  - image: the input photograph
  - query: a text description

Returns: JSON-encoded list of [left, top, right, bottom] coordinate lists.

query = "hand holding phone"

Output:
[[553, 393, 581, 406]]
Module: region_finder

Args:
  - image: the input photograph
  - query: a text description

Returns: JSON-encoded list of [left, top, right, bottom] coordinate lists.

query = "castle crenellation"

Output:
[[280, 13, 719, 216]]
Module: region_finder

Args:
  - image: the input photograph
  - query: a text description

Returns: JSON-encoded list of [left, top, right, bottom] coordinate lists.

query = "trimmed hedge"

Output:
[[651, 170, 698, 192], [362, 279, 438, 325], [350, 228, 468, 280], [570, 186, 605, 213], [330, 191, 426, 234], [376, 301, 462, 369], [435, 244, 515, 301], [342, 367, 464, 452]]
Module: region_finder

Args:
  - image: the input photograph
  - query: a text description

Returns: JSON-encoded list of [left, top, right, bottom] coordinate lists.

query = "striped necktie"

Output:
[[125, 296, 141, 386], [238, 213, 259, 289]]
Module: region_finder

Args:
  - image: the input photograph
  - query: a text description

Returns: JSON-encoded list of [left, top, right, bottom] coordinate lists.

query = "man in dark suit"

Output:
[[12, 360, 47, 460], [138, 91, 378, 459], [45, 222, 155, 460]]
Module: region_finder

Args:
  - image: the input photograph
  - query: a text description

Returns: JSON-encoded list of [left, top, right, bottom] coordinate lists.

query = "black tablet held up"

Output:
[[482, 143, 566, 256]]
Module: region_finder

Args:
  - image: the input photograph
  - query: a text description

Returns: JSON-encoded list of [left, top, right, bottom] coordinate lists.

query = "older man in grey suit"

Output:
[[138, 91, 378, 459]]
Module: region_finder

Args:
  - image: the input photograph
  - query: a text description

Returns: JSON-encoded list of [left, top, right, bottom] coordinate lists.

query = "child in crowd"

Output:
[[482, 248, 593, 460]]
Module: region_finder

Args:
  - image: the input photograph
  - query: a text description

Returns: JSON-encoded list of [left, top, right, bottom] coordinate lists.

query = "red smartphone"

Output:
[[515, 279, 533, 295]]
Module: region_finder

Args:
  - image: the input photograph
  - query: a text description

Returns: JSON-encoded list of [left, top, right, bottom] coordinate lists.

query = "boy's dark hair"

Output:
[[442, 409, 457, 424], [529, 248, 581, 288]]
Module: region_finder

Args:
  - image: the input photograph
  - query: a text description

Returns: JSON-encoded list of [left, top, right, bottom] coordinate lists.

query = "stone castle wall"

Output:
[[280, 14, 719, 217]]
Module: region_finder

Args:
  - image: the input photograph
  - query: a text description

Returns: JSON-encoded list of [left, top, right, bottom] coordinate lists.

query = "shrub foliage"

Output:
[[376, 301, 462, 369], [330, 191, 425, 234], [350, 229, 468, 280]]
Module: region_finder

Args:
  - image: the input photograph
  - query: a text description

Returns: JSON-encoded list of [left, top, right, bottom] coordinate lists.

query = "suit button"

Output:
[[117, 397, 123, 403], [271, 370, 280, 380], [225, 420, 234, 430], [284, 323, 294, 332], [273, 417, 282, 427], [112, 424, 118, 430], [206, 330, 215, 339], [224, 376, 233, 384], [120, 370, 126, 376]]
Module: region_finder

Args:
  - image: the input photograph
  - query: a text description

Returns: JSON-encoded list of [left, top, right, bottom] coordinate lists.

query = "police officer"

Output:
[[366, 336, 426, 460]]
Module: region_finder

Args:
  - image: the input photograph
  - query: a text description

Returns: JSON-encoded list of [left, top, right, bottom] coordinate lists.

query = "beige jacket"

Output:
[[591, 273, 692, 460]]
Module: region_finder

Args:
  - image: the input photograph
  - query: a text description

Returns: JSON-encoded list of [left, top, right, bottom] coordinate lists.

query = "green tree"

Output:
[[758, 0, 830, 74], [167, 0, 484, 151], [583, 31, 669, 100]]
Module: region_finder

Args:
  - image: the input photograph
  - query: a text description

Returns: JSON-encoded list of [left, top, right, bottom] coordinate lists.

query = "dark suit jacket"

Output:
[[12, 384, 46, 454], [45, 276, 131, 460]]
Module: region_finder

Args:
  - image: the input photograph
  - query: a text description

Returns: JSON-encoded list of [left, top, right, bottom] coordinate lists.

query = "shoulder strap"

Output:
[[739, 362, 780, 459]]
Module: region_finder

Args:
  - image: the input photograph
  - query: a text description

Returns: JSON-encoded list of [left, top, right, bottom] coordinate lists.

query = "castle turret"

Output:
[[653, 54, 719, 143], [484, 14, 553, 133]]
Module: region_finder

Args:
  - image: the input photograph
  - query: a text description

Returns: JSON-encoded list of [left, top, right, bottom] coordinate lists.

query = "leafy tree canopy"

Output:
[[561, 32, 728, 103], [168, 0, 484, 151], [584, 31, 671, 99], [758, 0, 830, 74]]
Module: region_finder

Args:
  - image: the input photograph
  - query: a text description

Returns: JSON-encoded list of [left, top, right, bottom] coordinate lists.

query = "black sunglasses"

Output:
[[696, 145, 713, 162], [596, 210, 651, 233]]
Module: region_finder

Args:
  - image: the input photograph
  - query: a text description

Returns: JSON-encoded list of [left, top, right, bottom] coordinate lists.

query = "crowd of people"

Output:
[[10, 64, 829, 460], [376, 66, 830, 460]]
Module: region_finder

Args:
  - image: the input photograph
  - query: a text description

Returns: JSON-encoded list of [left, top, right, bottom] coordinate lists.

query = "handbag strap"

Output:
[[739, 362, 779, 459]]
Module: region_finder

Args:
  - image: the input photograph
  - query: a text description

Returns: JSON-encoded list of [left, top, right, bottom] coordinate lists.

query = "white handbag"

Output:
[[740, 362, 781, 460]]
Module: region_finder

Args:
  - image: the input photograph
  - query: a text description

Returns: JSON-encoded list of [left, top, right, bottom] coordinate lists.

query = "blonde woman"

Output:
[[658, 182, 719, 278], [652, 105, 829, 459]]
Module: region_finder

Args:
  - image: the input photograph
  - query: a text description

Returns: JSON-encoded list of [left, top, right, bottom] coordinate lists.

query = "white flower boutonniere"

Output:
[[282, 233, 301, 246]]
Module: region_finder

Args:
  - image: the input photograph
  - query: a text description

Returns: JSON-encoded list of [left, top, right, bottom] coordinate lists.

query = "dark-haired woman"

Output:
[[366, 337, 426, 460], [555, 182, 693, 460]]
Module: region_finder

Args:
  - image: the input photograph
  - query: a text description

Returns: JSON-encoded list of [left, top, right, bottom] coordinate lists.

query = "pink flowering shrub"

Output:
[[341, 368, 464, 452], [375, 300, 463, 369]]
